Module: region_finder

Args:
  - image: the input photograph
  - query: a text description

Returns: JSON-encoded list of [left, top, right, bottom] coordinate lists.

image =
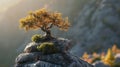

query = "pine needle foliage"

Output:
[[19, 8, 70, 37]]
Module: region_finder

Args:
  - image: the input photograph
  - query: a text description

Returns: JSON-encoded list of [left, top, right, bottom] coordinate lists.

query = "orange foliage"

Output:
[[112, 44, 117, 54], [81, 44, 120, 65], [82, 52, 89, 59], [19, 8, 70, 32], [103, 48, 115, 66], [112, 44, 120, 54]]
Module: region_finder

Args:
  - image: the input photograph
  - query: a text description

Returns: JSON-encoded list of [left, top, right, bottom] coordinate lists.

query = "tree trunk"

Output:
[[41, 27, 54, 40], [44, 29, 54, 40], [46, 29, 51, 38]]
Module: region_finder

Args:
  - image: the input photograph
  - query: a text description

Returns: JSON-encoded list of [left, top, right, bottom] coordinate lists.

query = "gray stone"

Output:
[[15, 52, 94, 67], [70, 0, 120, 55], [24, 42, 39, 53], [53, 38, 71, 52], [15, 38, 93, 67], [93, 61, 110, 67], [115, 53, 120, 63], [15, 52, 41, 64]]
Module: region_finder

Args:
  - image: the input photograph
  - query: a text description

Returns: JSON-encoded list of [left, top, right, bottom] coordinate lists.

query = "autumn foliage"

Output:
[[82, 44, 120, 67], [103, 48, 115, 66], [19, 8, 70, 38]]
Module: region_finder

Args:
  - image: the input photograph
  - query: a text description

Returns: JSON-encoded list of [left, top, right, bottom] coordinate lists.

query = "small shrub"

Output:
[[37, 42, 58, 54], [31, 34, 43, 43]]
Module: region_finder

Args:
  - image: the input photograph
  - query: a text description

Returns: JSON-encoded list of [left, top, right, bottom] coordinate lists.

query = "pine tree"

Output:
[[19, 8, 70, 39], [103, 48, 115, 66]]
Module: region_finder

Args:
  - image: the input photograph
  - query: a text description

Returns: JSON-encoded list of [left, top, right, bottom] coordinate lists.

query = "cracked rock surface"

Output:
[[15, 38, 93, 67]]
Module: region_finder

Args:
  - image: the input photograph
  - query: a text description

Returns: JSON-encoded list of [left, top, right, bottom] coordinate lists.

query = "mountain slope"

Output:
[[71, 0, 120, 56]]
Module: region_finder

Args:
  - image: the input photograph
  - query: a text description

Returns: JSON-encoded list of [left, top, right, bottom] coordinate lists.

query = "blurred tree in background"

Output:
[[103, 48, 115, 66]]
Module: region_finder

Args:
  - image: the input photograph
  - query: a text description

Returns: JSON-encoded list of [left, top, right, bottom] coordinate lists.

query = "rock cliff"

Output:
[[70, 0, 120, 55], [15, 38, 93, 67]]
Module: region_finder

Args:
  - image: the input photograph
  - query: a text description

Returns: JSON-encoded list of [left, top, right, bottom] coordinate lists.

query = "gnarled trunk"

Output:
[[45, 29, 52, 38], [41, 27, 54, 40]]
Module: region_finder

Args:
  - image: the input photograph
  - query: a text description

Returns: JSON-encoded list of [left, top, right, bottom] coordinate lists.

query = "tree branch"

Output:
[[41, 27, 46, 32], [47, 23, 53, 29]]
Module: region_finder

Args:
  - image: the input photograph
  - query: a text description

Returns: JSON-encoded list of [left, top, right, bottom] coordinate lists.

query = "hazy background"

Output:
[[1, 0, 120, 67], [0, 0, 90, 67]]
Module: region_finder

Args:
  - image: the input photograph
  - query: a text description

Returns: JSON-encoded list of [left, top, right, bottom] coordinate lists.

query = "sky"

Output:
[[0, 0, 20, 13]]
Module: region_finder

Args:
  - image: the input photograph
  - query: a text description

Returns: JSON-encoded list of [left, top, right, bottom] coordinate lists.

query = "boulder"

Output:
[[93, 61, 110, 67], [24, 38, 71, 53], [15, 38, 93, 67], [15, 52, 93, 67], [115, 53, 120, 63], [24, 42, 39, 53]]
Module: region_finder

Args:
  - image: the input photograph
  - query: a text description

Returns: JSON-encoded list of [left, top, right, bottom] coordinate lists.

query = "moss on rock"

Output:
[[31, 34, 43, 43], [37, 42, 58, 54]]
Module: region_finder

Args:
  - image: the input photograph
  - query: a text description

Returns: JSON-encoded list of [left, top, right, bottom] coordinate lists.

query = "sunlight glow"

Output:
[[0, 0, 21, 13]]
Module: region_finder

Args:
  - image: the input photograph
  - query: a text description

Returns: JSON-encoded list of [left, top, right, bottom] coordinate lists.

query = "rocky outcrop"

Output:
[[115, 53, 120, 63], [15, 38, 93, 67], [70, 0, 120, 55], [93, 61, 110, 67]]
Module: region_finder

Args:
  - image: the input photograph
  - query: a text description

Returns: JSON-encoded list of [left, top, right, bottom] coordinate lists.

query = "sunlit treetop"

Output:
[[19, 8, 70, 38]]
